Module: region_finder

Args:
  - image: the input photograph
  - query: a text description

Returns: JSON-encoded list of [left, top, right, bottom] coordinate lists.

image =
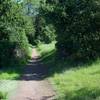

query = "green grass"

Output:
[[0, 80, 18, 100], [0, 46, 33, 99], [0, 63, 23, 99], [0, 92, 7, 100], [51, 61, 100, 100], [37, 42, 100, 100], [0, 57, 26, 80], [0, 45, 33, 80], [0, 67, 22, 80], [28, 45, 34, 58], [36, 41, 56, 57]]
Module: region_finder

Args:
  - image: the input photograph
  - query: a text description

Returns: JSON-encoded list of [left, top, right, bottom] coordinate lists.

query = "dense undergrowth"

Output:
[[37, 42, 100, 100], [42, 0, 100, 60], [0, 46, 32, 80]]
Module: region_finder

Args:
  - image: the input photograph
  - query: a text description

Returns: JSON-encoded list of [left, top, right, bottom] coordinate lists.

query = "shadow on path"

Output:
[[20, 57, 49, 81], [9, 49, 56, 100]]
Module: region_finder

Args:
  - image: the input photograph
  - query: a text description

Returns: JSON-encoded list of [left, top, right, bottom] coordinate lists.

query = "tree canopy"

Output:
[[42, 0, 100, 60]]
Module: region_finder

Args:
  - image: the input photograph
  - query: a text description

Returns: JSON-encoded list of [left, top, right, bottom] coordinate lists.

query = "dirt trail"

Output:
[[9, 49, 56, 100]]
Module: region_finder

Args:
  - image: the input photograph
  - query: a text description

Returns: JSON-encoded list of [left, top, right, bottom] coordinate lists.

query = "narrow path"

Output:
[[9, 49, 55, 100]]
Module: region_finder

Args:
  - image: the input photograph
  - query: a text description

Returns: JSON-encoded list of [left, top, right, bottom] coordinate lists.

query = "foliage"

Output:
[[44, 0, 100, 60], [34, 4, 56, 44], [37, 42, 100, 100], [25, 16, 36, 45], [0, 0, 30, 66]]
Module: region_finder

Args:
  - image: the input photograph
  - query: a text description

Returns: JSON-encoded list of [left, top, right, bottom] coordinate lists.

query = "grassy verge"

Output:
[[0, 92, 7, 100], [37, 42, 100, 100], [51, 60, 100, 100], [0, 45, 33, 99], [0, 45, 33, 80]]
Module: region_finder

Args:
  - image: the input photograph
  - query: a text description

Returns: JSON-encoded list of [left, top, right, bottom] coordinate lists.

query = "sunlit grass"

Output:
[[0, 60, 25, 80], [0, 45, 33, 80], [50, 61, 100, 100], [37, 42, 100, 100], [0, 91, 7, 100], [0, 80, 18, 100], [36, 41, 56, 56], [0, 72, 20, 80]]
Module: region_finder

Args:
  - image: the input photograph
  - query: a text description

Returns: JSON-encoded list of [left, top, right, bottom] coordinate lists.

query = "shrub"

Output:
[[0, 0, 30, 66], [44, 0, 100, 60], [34, 8, 56, 44]]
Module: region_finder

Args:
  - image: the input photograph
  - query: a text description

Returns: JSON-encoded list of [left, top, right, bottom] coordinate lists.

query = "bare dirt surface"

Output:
[[9, 49, 56, 100]]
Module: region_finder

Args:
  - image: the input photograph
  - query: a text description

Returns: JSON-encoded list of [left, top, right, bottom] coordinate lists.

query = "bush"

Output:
[[34, 8, 56, 44], [0, 41, 16, 66], [0, 0, 30, 66], [24, 16, 36, 45], [44, 0, 100, 60]]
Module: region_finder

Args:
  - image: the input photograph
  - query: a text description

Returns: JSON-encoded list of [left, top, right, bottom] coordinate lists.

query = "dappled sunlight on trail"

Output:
[[8, 49, 56, 100]]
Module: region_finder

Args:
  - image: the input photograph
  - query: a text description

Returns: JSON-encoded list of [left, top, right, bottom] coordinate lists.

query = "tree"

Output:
[[34, 2, 56, 44], [43, 0, 100, 60], [0, 0, 30, 66]]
